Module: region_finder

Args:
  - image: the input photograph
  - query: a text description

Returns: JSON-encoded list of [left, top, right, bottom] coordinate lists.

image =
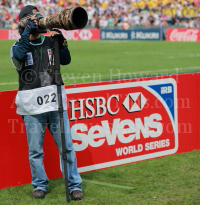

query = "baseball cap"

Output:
[[19, 5, 39, 20]]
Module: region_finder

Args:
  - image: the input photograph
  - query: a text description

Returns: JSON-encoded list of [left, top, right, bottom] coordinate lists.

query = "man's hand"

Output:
[[26, 15, 38, 31], [48, 30, 67, 49], [29, 15, 38, 28], [48, 31, 60, 37]]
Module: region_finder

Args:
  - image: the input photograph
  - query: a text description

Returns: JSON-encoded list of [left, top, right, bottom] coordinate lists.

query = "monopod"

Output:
[[53, 36, 70, 203]]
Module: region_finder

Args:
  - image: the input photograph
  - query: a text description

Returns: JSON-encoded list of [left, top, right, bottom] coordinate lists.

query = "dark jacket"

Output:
[[11, 34, 70, 91]]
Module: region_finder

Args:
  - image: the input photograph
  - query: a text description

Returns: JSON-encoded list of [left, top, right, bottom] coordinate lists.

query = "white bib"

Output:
[[16, 85, 67, 115]]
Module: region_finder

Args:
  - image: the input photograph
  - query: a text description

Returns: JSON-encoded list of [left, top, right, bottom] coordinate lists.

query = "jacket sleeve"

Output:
[[10, 44, 22, 71], [60, 46, 71, 65], [12, 27, 31, 62]]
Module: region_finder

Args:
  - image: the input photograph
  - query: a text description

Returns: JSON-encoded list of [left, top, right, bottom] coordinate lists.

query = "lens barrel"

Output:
[[39, 7, 88, 31]]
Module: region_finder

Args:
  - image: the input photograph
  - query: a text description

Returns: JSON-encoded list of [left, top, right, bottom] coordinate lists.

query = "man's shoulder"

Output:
[[12, 41, 20, 47], [10, 41, 18, 56]]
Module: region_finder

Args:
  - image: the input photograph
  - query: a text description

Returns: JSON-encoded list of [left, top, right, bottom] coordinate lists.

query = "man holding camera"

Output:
[[10, 5, 83, 200]]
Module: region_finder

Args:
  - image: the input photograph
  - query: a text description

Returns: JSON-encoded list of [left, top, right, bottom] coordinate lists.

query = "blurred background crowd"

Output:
[[0, 0, 200, 29]]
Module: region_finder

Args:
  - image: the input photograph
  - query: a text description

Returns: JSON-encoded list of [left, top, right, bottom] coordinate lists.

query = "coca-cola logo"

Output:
[[169, 29, 199, 42]]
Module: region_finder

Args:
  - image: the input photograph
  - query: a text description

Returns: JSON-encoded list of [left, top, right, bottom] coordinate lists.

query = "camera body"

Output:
[[20, 11, 47, 33]]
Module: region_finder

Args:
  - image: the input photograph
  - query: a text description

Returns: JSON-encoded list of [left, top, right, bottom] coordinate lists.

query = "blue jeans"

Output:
[[24, 110, 82, 193]]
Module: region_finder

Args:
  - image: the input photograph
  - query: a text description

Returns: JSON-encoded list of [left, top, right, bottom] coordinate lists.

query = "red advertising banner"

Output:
[[0, 30, 8, 40], [0, 73, 200, 190], [61, 29, 100, 40], [0, 29, 100, 40], [167, 28, 200, 42], [67, 78, 178, 173]]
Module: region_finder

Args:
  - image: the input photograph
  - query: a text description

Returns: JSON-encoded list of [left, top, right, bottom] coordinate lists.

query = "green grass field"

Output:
[[0, 40, 200, 91], [0, 151, 200, 205], [0, 40, 200, 204]]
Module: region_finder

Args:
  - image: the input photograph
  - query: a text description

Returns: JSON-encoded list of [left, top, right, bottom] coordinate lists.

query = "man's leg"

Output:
[[48, 110, 83, 199], [24, 113, 48, 196]]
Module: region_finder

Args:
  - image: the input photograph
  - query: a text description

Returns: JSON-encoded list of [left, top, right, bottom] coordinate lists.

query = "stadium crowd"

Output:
[[0, 0, 200, 29]]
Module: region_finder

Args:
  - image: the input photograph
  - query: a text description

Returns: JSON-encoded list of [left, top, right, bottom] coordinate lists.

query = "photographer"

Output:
[[10, 5, 83, 200]]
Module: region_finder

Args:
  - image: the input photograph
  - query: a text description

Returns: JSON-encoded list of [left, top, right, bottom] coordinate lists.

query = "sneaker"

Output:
[[70, 190, 84, 200], [32, 190, 46, 199]]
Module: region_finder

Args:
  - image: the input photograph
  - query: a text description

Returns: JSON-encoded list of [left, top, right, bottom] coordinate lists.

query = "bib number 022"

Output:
[[37, 93, 56, 105]]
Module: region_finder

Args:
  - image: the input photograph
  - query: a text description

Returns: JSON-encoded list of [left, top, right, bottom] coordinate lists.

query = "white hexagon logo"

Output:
[[123, 92, 147, 112], [79, 30, 93, 40]]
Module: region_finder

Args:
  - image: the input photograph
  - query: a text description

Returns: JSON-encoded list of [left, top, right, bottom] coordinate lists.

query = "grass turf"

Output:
[[0, 40, 199, 204], [0, 151, 199, 205], [0, 40, 200, 91]]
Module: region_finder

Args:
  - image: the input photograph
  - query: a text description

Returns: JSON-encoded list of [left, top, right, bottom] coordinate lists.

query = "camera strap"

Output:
[[32, 45, 44, 69]]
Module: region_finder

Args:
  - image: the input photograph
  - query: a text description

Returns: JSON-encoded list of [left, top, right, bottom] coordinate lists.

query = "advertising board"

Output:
[[0, 73, 200, 189], [67, 78, 178, 172], [61, 29, 100, 40], [0, 29, 9, 40], [0, 29, 100, 40], [1, 28, 161, 41], [167, 28, 200, 42], [101, 29, 162, 41]]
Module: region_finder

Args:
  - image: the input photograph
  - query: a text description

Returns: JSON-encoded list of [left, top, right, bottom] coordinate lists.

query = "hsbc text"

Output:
[[69, 95, 120, 120]]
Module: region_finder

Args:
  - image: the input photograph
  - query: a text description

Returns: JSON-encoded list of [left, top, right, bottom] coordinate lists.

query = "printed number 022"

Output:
[[37, 93, 56, 105]]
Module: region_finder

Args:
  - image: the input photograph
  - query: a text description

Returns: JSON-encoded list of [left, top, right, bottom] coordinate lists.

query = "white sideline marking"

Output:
[[62, 66, 200, 80], [0, 82, 18, 85], [83, 179, 134, 189], [125, 52, 200, 58], [1, 66, 200, 85]]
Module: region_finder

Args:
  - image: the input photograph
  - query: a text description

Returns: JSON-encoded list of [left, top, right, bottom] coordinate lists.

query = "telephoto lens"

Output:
[[39, 7, 88, 31]]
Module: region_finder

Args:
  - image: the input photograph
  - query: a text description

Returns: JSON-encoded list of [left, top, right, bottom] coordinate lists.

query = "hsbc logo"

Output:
[[69, 92, 147, 121], [8, 30, 20, 40], [123, 92, 147, 113], [58, 29, 100, 41], [79, 30, 93, 40]]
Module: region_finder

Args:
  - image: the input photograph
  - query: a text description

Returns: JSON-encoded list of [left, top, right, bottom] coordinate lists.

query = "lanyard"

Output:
[[33, 46, 44, 68]]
